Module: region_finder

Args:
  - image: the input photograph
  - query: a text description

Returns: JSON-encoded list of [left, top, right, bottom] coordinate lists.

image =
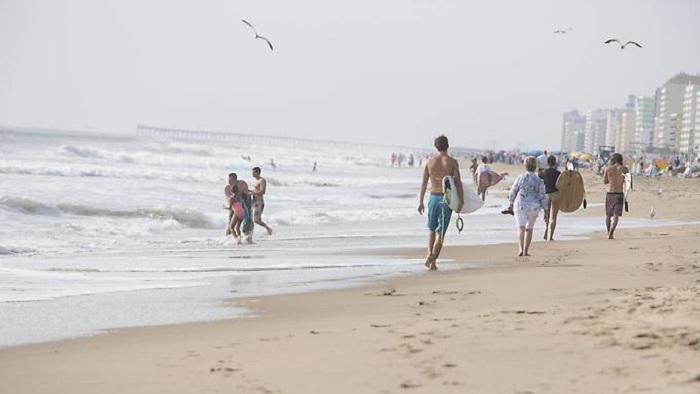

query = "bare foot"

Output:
[[544, 233, 548, 240], [518, 251, 524, 257], [266, 228, 273, 236], [549, 238, 555, 241], [524, 253, 531, 256], [424, 254, 436, 270]]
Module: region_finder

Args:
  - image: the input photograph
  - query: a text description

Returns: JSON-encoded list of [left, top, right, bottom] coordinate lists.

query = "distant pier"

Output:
[[135, 124, 394, 150]]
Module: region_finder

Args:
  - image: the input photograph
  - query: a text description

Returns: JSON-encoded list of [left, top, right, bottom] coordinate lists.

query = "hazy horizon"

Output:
[[1, 0, 699, 151]]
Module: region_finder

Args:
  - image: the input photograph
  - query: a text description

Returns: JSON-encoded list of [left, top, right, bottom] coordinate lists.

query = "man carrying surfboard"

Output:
[[418, 135, 463, 271], [603, 153, 629, 240]]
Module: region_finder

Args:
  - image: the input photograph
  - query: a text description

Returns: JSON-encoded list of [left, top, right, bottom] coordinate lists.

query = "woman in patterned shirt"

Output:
[[506, 156, 548, 256]]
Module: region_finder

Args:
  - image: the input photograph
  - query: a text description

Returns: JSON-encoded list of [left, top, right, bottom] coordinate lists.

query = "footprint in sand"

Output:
[[431, 290, 459, 295], [400, 381, 422, 389], [209, 366, 240, 374], [421, 366, 442, 379], [398, 343, 424, 355]]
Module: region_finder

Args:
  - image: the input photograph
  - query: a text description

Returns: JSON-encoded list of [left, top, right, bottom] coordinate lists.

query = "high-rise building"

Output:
[[615, 95, 636, 154], [584, 110, 607, 153], [560, 110, 585, 152], [669, 113, 683, 152], [635, 96, 656, 152], [617, 111, 637, 154], [604, 109, 620, 148], [679, 82, 700, 155], [654, 73, 700, 151], [695, 91, 700, 159]]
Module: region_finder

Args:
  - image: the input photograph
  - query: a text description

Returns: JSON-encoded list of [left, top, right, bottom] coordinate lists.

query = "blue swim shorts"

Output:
[[427, 194, 452, 235]]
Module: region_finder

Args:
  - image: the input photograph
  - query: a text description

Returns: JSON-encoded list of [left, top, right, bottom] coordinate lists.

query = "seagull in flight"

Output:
[[241, 19, 273, 51], [604, 39, 642, 49], [553, 28, 572, 34]]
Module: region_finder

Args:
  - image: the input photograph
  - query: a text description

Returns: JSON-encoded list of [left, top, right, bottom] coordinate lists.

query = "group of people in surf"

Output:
[[224, 167, 273, 244], [419, 135, 629, 270]]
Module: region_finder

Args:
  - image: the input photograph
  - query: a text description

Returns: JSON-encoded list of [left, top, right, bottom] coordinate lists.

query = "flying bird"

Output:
[[241, 19, 274, 51], [604, 39, 642, 49], [553, 28, 573, 34]]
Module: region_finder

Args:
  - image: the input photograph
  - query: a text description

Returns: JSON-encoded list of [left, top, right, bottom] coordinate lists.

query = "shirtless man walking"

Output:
[[417, 135, 464, 271], [603, 153, 628, 239], [251, 167, 273, 236]]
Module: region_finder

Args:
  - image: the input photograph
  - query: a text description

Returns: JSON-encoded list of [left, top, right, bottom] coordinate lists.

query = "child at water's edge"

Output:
[[229, 185, 245, 243]]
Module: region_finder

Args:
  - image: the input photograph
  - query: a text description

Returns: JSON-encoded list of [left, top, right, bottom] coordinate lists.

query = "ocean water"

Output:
[[0, 128, 665, 347]]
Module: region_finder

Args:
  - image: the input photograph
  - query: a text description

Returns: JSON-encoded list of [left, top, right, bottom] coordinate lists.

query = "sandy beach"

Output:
[[1, 166, 699, 394]]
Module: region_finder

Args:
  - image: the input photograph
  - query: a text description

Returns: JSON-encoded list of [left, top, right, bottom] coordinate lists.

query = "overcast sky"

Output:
[[1, 0, 699, 150]]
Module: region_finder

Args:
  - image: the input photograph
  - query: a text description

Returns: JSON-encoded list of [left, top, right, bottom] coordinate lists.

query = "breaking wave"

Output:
[[0, 197, 216, 228]]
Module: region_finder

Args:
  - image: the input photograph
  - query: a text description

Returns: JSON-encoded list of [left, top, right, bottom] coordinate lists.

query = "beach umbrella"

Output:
[[579, 153, 592, 162], [653, 158, 668, 169]]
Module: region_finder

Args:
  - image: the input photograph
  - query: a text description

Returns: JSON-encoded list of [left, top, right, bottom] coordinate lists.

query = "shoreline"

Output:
[[0, 214, 684, 350]]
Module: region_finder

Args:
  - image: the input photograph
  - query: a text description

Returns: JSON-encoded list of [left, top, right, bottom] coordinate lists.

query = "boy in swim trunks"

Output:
[[417, 135, 463, 271], [603, 153, 628, 239]]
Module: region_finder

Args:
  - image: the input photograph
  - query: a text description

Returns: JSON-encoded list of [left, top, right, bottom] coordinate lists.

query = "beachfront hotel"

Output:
[[562, 73, 700, 156], [560, 109, 585, 153], [679, 83, 700, 155], [654, 73, 700, 151], [616, 109, 637, 154], [583, 109, 607, 154], [695, 91, 700, 159], [634, 96, 656, 153]]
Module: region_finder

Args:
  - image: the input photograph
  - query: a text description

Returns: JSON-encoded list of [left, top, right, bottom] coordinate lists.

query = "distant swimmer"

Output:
[[604, 39, 642, 49], [553, 28, 572, 34], [241, 19, 274, 51]]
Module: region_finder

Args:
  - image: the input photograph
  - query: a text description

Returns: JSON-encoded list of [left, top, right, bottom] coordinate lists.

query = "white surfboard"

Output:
[[442, 176, 484, 214], [624, 172, 632, 201], [623, 172, 632, 212]]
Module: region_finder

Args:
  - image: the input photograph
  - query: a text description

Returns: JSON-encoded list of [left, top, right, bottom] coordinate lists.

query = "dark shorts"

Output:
[[606, 192, 624, 217], [252, 199, 265, 222]]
